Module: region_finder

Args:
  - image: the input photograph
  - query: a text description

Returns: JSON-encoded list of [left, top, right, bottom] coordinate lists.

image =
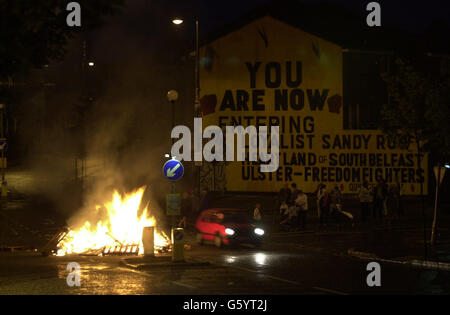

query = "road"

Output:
[[1, 167, 449, 294], [1, 236, 449, 294]]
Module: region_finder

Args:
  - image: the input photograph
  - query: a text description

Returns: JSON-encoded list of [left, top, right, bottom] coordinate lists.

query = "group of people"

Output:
[[315, 183, 344, 227], [277, 182, 352, 230], [278, 183, 309, 230], [358, 178, 404, 223], [178, 178, 404, 231]]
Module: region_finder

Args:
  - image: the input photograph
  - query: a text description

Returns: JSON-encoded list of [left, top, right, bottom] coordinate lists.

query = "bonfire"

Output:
[[56, 187, 170, 256]]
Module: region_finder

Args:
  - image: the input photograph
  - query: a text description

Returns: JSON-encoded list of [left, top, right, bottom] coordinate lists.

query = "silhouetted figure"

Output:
[[358, 181, 372, 224], [295, 190, 308, 230], [373, 178, 387, 220]]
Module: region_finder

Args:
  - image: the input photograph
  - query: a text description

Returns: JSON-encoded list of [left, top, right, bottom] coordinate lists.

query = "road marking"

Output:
[[222, 264, 302, 286], [221, 262, 349, 294], [313, 286, 348, 295]]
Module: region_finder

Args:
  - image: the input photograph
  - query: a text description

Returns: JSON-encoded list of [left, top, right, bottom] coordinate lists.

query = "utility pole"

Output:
[[194, 18, 202, 212], [167, 90, 179, 229], [171, 16, 201, 212], [417, 146, 428, 260], [431, 164, 446, 246], [0, 103, 6, 197]]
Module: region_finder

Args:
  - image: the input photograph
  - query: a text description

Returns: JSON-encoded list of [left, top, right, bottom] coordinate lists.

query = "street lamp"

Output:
[[172, 18, 183, 25]]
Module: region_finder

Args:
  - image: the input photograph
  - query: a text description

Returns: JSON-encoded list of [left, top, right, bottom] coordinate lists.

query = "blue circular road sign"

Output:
[[163, 158, 184, 181]]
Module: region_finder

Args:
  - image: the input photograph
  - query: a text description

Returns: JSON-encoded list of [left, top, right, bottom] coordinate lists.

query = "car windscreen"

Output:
[[221, 213, 252, 223]]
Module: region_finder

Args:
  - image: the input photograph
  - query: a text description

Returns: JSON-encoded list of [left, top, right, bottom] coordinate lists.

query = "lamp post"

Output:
[[172, 17, 201, 212], [167, 89, 179, 146], [0, 103, 6, 197], [167, 90, 179, 229]]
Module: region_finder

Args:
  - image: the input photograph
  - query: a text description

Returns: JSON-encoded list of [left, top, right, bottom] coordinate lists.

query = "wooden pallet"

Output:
[[40, 228, 68, 256], [103, 244, 140, 256]]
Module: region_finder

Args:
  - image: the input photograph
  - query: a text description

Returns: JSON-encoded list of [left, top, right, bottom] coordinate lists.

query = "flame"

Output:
[[57, 187, 170, 256]]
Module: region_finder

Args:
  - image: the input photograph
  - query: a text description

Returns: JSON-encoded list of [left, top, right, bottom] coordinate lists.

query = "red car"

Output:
[[195, 208, 265, 248]]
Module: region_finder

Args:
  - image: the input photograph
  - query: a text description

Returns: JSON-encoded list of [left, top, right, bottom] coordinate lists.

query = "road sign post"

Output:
[[163, 158, 184, 228], [166, 193, 181, 216]]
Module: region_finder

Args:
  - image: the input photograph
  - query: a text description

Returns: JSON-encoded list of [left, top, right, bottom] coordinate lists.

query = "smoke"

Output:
[[12, 0, 194, 230]]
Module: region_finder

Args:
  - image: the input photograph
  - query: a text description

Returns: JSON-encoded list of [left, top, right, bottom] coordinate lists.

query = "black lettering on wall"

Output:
[[304, 116, 315, 133], [322, 135, 331, 149], [290, 89, 305, 110], [220, 90, 235, 111], [286, 61, 302, 87], [236, 90, 250, 111], [265, 62, 281, 88], [252, 90, 265, 111], [245, 62, 261, 89], [275, 89, 288, 111], [307, 89, 329, 111]]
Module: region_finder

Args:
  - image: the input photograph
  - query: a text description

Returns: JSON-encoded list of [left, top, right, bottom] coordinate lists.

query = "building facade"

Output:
[[198, 16, 428, 195]]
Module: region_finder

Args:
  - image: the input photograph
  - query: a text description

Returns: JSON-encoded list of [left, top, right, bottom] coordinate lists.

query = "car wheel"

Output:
[[196, 233, 204, 245], [214, 234, 222, 248]]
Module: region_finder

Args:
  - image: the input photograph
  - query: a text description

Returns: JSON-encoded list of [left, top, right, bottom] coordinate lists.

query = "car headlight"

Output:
[[254, 228, 264, 236], [225, 228, 235, 236]]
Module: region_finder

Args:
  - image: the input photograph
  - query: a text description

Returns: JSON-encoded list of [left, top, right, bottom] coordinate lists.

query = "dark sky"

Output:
[[169, 0, 449, 35]]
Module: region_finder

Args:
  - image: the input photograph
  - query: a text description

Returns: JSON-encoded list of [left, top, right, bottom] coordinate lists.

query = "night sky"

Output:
[[88, 0, 449, 65], [168, 0, 449, 35]]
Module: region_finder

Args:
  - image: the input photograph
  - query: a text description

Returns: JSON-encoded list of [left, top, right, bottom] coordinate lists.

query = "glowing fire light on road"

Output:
[[57, 187, 169, 256]]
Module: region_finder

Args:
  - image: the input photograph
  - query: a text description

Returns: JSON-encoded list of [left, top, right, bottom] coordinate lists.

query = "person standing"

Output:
[[253, 203, 262, 222], [278, 183, 291, 223], [280, 202, 298, 230], [200, 187, 211, 212], [314, 183, 323, 219], [178, 191, 192, 229], [290, 183, 300, 205], [373, 178, 387, 220], [329, 184, 343, 215], [358, 181, 372, 224], [397, 179, 405, 216], [278, 183, 291, 205], [317, 184, 329, 227], [296, 190, 308, 230], [279, 201, 289, 223], [388, 180, 402, 218]]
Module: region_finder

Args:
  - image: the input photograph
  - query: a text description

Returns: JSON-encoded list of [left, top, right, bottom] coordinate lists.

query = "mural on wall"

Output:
[[199, 16, 428, 194], [200, 161, 227, 192]]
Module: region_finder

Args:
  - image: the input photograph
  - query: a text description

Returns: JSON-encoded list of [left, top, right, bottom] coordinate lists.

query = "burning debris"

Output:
[[50, 187, 170, 256]]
